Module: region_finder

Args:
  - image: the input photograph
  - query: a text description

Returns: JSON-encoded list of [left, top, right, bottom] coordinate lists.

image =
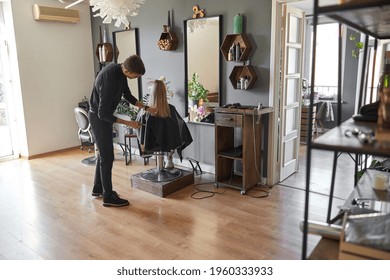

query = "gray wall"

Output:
[[90, 0, 273, 168]]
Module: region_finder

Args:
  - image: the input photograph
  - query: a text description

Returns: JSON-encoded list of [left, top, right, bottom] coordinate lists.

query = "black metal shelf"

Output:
[[302, 0, 390, 260], [317, 0, 390, 39], [312, 118, 390, 158]]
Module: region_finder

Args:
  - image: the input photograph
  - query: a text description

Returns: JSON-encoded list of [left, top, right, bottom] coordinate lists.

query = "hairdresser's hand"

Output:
[[126, 120, 142, 129], [123, 121, 141, 129], [116, 118, 141, 129], [147, 106, 158, 116]]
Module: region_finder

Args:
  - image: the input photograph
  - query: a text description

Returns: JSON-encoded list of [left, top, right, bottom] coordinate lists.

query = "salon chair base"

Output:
[[140, 168, 182, 182], [131, 169, 194, 197]]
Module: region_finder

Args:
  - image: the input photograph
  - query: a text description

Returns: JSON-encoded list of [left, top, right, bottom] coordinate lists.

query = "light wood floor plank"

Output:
[[0, 148, 348, 259]]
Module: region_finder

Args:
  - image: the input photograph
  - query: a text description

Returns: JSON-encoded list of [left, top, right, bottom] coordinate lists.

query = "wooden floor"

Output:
[[0, 146, 353, 260]]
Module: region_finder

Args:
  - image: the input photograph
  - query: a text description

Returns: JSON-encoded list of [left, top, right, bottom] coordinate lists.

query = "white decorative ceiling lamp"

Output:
[[90, 0, 146, 27], [60, 0, 85, 9]]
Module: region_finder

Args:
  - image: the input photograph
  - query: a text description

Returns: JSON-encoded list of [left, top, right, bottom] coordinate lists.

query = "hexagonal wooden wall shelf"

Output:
[[157, 25, 178, 51], [95, 43, 115, 63], [220, 34, 252, 62], [229, 65, 257, 89]]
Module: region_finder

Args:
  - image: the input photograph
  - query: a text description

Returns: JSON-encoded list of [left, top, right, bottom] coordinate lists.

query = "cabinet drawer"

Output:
[[215, 113, 243, 127]]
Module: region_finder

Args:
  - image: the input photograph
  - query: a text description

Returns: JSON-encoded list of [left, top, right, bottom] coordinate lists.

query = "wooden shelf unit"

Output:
[[229, 65, 258, 90], [95, 43, 115, 63], [214, 107, 272, 194], [220, 33, 257, 89], [220, 34, 252, 62], [157, 25, 178, 51]]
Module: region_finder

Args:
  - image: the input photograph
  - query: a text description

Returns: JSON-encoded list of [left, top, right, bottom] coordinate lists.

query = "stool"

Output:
[[124, 134, 152, 165], [124, 133, 138, 165]]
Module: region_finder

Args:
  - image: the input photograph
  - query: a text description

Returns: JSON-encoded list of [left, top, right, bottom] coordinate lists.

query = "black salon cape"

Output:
[[139, 105, 192, 161]]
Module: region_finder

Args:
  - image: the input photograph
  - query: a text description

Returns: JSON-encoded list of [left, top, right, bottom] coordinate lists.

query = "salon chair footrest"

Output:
[[131, 169, 194, 197], [140, 168, 182, 182]]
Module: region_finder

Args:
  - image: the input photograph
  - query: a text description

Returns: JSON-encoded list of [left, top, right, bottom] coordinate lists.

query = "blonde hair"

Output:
[[148, 80, 171, 118]]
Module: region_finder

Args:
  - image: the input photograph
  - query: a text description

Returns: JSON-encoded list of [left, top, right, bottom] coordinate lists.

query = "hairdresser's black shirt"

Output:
[[89, 63, 138, 123]]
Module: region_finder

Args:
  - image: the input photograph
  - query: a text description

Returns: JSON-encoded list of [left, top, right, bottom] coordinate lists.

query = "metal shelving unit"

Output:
[[302, 0, 390, 260]]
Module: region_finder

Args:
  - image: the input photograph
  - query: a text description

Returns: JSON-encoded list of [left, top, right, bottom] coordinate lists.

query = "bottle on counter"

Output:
[[244, 76, 249, 89], [237, 79, 241, 90], [230, 43, 236, 61], [228, 47, 233, 61], [235, 42, 241, 61], [240, 77, 246, 90]]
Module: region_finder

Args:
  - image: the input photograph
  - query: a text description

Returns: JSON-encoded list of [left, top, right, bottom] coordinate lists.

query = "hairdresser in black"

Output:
[[89, 55, 157, 207]]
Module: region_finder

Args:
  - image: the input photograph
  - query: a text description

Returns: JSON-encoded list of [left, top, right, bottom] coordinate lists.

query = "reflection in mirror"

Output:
[[112, 28, 141, 99], [184, 15, 222, 121]]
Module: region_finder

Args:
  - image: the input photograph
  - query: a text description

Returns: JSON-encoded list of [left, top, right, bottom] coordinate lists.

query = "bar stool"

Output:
[[124, 133, 138, 165], [124, 133, 151, 165]]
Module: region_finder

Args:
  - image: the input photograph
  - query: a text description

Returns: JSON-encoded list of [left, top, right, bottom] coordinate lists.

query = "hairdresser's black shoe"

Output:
[[103, 192, 129, 207], [92, 185, 103, 197]]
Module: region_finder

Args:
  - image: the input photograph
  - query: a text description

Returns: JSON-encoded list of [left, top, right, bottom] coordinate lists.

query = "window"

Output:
[[309, 22, 339, 101]]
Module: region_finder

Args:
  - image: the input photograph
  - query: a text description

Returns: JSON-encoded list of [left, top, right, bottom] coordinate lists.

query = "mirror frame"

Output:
[[184, 15, 223, 118], [112, 28, 142, 100]]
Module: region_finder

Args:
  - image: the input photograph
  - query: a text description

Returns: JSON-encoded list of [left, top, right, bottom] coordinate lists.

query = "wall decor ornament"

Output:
[[157, 10, 178, 51], [192, 5, 205, 18], [233, 13, 243, 34]]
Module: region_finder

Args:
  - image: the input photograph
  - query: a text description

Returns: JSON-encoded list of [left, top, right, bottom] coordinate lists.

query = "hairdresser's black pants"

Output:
[[89, 111, 114, 198]]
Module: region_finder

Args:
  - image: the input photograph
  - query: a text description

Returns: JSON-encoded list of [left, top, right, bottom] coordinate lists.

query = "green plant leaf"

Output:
[[115, 100, 138, 120], [188, 73, 209, 101]]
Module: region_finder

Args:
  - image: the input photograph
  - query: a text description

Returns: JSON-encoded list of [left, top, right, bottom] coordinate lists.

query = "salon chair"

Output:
[[73, 107, 97, 165], [315, 101, 334, 136], [138, 105, 193, 182]]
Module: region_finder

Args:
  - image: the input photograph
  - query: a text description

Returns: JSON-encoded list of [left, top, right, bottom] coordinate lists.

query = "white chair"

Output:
[[73, 107, 97, 165]]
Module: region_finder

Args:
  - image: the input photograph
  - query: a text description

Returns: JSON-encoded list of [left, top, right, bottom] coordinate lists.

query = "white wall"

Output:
[[9, 0, 95, 157]]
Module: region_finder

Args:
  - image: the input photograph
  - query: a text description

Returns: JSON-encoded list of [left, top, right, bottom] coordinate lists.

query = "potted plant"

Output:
[[115, 99, 138, 135], [116, 99, 138, 120], [188, 73, 209, 105]]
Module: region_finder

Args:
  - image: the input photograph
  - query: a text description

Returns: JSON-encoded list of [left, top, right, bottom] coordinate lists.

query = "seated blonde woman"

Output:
[[138, 79, 192, 161]]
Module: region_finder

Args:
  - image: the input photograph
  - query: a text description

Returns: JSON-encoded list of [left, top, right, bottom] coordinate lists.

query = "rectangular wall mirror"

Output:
[[112, 28, 142, 99], [184, 15, 222, 121]]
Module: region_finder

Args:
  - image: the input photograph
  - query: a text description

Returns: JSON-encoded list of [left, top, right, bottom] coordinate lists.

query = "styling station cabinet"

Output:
[[214, 106, 273, 194]]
